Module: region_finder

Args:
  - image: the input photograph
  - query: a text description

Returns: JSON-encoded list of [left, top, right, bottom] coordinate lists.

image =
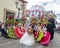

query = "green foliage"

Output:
[[30, 18, 38, 24], [42, 19, 51, 24], [6, 19, 14, 24], [14, 19, 26, 25]]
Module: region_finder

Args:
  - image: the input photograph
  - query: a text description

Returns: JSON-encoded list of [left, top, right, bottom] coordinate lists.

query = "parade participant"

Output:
[[40, 24, 51, 46], [1, 23, 10, 38], [18, 24, 25, 38], [42, 24, 47, 32], [19, 27, 35, 46], [36, 23, 43, 42], [31, 25, 38, 39], [7, 24, 16, 38], [14, 23, 25, 39], [46, 13, 56, 40]]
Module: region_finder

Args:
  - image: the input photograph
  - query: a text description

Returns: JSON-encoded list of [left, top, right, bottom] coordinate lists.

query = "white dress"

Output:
[[19, 32, 35, 46]]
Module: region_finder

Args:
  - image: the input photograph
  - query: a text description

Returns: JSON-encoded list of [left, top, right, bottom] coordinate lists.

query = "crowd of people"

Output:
[[0, 13, 56, 46]]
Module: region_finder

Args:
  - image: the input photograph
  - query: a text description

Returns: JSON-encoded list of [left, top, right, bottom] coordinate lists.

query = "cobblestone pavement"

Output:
[[0, 32, 60, 48]]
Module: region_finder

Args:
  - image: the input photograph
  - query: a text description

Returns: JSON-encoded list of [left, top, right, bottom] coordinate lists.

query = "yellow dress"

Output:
[[36, 30, 43, 42]]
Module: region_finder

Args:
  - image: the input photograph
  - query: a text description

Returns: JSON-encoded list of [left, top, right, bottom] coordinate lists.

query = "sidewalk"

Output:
[[0, 32, 60, 48]]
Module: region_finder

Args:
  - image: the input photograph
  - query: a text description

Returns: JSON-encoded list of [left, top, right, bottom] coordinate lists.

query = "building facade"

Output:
[[0, 0, 27, 23]]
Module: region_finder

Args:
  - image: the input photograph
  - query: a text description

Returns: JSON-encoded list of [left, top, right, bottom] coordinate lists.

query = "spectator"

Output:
[[1, 23, 10, 38]]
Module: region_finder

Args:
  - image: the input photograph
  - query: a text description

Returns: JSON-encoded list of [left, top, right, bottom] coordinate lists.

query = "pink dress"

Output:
[[14, 26, 25, 39], [40, 32, 51, 46]]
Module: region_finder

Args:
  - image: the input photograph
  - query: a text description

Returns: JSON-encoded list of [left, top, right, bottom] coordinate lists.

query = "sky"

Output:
[[25, 0, 60, 14]]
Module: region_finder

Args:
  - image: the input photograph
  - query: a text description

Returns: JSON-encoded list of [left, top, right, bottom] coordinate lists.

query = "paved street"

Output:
[[0, 32, 60, 48]]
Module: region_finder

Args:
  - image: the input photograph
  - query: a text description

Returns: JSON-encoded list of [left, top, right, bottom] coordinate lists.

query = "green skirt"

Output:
[[7, 27, 17, 39]]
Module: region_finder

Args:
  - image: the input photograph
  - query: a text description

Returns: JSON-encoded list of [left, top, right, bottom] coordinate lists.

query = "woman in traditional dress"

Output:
[[14, 23, 25, 39], [40, 24, 51, 46], [36, 23, 44, 42], [1, 23, 10, 38], [19, 27, 35, 46]]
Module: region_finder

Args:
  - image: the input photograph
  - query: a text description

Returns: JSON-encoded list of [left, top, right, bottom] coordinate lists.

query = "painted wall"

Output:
[[0, 0, 23, 22]]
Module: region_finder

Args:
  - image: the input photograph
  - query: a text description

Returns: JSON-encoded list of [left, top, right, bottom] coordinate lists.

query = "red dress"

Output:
[[33, 30, 38, 39], [40, 32, 51, 46], [14, 26, 25, 39]]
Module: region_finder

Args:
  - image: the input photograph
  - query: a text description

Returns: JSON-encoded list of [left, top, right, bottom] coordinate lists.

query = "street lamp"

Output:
[[15, 2, 23, 20]]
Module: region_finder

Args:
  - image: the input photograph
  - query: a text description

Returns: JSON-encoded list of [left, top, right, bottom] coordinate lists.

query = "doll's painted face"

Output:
[[27, 27, 31, 32], [27, 27, 33, 35], [18, 23, 24, 29], [37, 23, 41, 27], [20, 25, 24, 30]]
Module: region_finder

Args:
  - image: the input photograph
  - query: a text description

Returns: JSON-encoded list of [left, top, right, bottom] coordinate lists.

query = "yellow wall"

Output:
[[0, 0, 23, 22]]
